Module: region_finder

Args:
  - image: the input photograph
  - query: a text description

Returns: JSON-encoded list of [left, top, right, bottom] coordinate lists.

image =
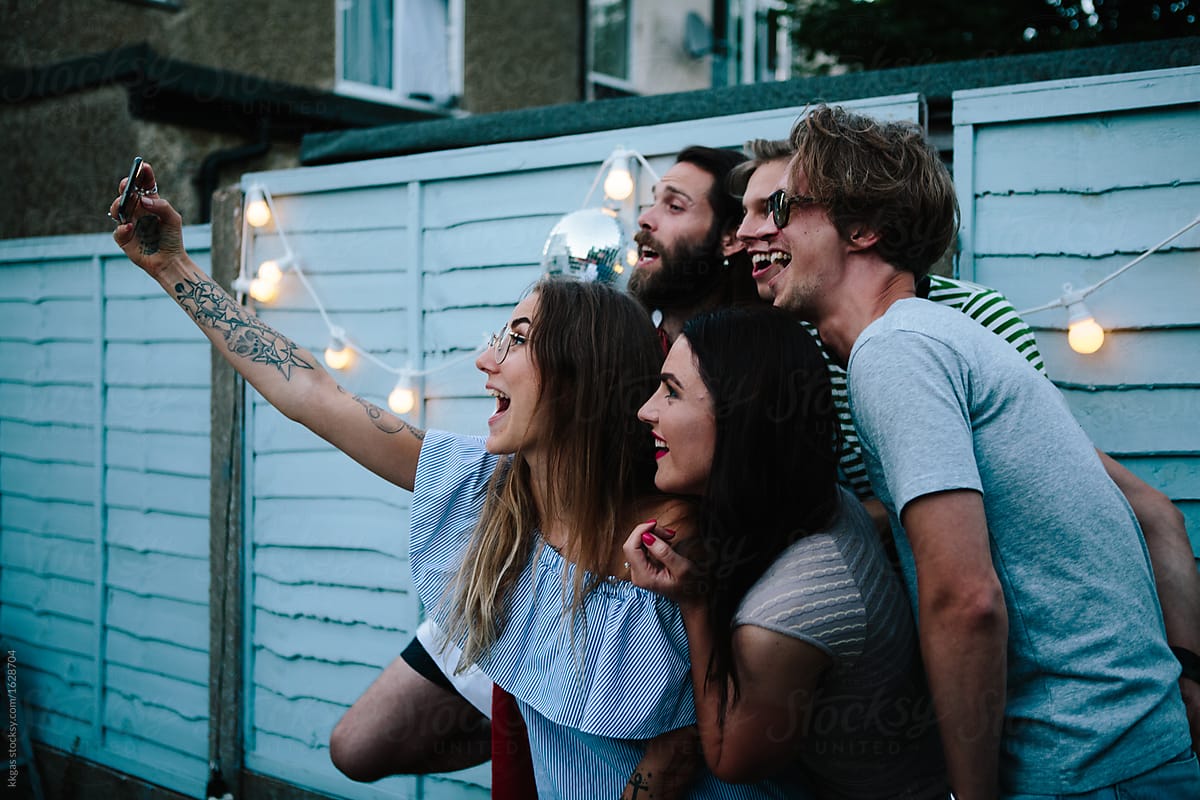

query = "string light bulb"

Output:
[[324, 328, 354, 371], [245, 185, 271, 228], [603, 150, 635, 201], [257, 259, 284, 284], [248, 276, 279, 303], [387, 378, 417, 415], [1066, 300, 1104, 355], [247, 257, 286, 303]]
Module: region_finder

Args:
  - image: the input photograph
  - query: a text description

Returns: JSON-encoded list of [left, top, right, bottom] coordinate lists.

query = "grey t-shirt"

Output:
[[847, 298, 1188, 794], [735, 487, 948, 800]]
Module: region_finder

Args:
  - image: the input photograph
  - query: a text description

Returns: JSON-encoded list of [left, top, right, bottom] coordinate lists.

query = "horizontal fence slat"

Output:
[[2, 532, 94, 582], [0, 340, 96, 383], [974, 251, 1200, 329], [971, 106, 1200, 195], [106, 588, 209, 655], [252, 497, 410, 552], [255, 575, 411, 630], [1, 496, 93, 538], [253, 611, 415, 663], [248, 229, 410, 277], [1, 419, 94, 464], [1038, 329, 1200, 387], [1061, 387, 1199, 453], [254, 547, 411, 594], [973, 184, 1200, 258], [106, 547, 207, 604], [106, 630, 208, 686]]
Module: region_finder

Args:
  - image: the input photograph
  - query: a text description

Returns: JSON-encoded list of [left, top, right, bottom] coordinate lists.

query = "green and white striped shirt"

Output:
[[813, 275, 1046, 499]]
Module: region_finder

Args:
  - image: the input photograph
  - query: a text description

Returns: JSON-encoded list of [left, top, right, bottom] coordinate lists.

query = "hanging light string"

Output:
[[1012, 211, 1200, 355], [237, 184, 486, 411], [1016, 212, 1200, 317]]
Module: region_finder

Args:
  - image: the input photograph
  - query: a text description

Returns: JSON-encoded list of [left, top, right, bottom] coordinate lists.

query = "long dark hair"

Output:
[[682, 306, 839, 708], [445, 276, 662, 668]]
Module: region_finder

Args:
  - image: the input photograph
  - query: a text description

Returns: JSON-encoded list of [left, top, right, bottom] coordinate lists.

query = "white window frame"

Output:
[[587, 0, 637, 98], [334, 0, 464, 111], [738, 0, 791, 85]]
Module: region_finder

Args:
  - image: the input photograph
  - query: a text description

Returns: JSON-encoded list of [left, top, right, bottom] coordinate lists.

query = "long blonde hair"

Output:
[[442, 277, 662, 670]]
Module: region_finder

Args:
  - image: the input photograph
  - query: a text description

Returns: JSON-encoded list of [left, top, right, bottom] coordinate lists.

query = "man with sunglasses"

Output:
[[763, 105, 1200, 799], [732, 138, 1044, 515]]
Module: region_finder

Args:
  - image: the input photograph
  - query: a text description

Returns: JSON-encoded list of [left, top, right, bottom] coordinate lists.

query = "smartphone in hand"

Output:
[[117, 157, 144, 223]]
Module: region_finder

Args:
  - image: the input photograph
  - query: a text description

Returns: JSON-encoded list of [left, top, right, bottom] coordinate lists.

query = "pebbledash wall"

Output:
[[0, 66, 1196, 800]]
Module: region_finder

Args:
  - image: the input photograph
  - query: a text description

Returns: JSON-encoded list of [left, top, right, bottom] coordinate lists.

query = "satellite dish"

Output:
[[685, 11, 713, 59]]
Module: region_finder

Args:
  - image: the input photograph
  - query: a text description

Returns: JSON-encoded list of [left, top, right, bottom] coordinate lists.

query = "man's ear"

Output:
[[847, 227, 880, 252], [720, 227, 744, 257]]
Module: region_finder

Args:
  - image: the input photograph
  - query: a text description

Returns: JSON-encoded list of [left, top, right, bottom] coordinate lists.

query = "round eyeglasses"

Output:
[[488, 324, 527, 364], [765, 188, 818, 229]]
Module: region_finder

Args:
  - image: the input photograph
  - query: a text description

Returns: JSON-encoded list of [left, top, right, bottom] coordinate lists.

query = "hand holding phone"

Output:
[[116, 156, 144, 223]]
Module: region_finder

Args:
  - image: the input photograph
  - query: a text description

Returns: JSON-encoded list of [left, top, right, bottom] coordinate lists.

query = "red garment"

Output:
[[491, 684, 538, 798]]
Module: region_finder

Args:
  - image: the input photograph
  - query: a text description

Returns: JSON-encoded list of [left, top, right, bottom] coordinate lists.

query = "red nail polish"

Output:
[[660, 527, 676, 540], [642, 532, 656, 546], [644, 519, 657, 526]]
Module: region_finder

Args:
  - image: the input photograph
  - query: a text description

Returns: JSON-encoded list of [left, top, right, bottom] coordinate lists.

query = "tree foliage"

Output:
[[788, 0, 1198, 72]]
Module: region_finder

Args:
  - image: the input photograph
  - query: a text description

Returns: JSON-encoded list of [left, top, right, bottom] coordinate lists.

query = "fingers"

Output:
[[112, 221, 136, 248], [638, 526, 685, 571], [134, 161, 159, 195], [109, 161, 185, 266], [623, 520, 694, 599], [109, 161, 162, 224], [622, 520, 658, 568]]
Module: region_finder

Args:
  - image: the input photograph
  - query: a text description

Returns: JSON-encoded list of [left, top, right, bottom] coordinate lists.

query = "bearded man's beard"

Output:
[[628, 226, 726, 312]]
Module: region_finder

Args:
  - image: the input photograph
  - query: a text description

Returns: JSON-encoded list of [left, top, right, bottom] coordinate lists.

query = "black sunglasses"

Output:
[[766, 188, 818, 228]]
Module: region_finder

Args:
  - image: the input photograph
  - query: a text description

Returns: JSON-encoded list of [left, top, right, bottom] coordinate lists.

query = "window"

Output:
[[720, 0, 791, 86], [588, 0, 634, 96], [336, 0, 463, 108]]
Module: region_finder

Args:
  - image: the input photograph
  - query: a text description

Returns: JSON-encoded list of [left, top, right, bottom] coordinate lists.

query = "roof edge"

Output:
[[300, 36, 1200, 165]]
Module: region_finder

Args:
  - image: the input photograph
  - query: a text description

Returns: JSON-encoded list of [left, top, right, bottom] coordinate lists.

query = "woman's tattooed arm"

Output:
[[172, 271, 313, 379]]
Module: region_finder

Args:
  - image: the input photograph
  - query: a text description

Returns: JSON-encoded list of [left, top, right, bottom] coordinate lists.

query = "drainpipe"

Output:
[[711, 0, 731, 88], [196, 116, 271, 223]]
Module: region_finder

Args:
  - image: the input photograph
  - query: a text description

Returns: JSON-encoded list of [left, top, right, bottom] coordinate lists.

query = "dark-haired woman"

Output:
[[111, 165, 794, 799], [626, 306, 949, 799]]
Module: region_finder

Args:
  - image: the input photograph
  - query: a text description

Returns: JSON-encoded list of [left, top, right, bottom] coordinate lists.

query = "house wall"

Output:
[[0, 230, 215, 798], [0, 84, 299, 239], [1, 0, 335, 87], [463, 0, 583, 113], [954, 66, 1200, 552], [630, 0, 712, 95], [0, 1, 322, 240]]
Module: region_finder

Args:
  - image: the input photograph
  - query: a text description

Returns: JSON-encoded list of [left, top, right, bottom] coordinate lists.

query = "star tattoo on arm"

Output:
[[172, 272, 314, 379]]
